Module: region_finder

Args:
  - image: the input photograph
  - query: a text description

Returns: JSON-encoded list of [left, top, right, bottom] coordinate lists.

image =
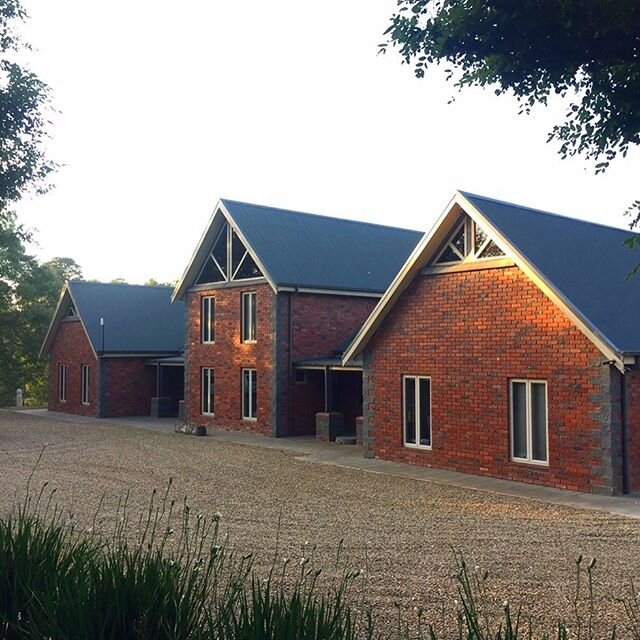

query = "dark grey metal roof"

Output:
[[69, 281, 185, 354], [461, 191, 640, 354], [222, 200, 422, 293]]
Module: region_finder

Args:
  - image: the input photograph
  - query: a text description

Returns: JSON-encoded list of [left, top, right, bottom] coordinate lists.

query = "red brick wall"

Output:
[[286, 293, 376, 435], [291, 294, 376, 361], [365, 265, 617, 493], [48, 320, 98, 416], [102, 358, 156, 417], [626, 367, 640, 492], [185, 284, 277, 435]]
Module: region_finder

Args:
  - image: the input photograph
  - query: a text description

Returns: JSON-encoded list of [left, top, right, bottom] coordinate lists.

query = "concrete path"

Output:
[[17, 408, 640, 519]]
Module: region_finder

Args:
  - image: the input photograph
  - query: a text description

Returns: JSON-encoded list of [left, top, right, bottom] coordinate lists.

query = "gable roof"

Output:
[[343, 190, 640, 371], [40, 281, 185, 358], [172, 199, 423, 300]]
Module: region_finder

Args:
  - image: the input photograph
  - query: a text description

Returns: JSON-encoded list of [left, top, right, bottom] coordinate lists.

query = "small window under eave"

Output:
[[66, 304, 76, 318], [196, 220, 263, 286], [432, 215, 504, 266]]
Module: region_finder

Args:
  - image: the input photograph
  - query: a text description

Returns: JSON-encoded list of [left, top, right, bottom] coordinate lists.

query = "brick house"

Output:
[[343, 191, 640, 495], [172, 199, 421, 437], [40, 281, 185, 418]]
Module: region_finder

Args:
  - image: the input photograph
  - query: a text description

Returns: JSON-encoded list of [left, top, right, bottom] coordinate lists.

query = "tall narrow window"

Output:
[[202, 368, 215, 415], [81, 364, 90, 405], [403, 375, 431, 448], [58, 364, 67, 402], [510, 380, 548, 464], [241, 292, 257, 343], [201, 296, 215, 343], [242, 368, 257, 419]]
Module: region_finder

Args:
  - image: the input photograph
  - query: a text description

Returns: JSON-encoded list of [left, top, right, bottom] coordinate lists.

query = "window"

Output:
[[242, 368, 257, 419], [58, 364, 67, 402], [403, 376, 431, 448], [510, 380, 548, 464], [201, 296, 215, 343], [241, 292, 257, 343], [81, 364, 90, 405], [295, 369, 307, 384], [202, 368, 215, 415], [66, 304, 76, 318], [433, 216, 504, 265], [196, 221, 263, 285]]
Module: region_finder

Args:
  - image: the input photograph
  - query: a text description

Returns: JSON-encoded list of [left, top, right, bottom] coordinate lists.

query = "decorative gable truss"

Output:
[[432, 215, 504, 266], [196, 220, 263, 285]]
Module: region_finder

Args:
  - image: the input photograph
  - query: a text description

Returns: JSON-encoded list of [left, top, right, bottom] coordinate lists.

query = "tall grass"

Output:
[[0, 481, 635, 639], [0, 482, 370, 639]]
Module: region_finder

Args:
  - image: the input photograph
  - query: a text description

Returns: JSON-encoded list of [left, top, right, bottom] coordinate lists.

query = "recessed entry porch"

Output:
[[292, 357, 363, 442], [145, 356, 184, 417]]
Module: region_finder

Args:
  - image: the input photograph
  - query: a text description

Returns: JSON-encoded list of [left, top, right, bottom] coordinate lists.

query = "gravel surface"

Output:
[[2, 410, 640, 636]]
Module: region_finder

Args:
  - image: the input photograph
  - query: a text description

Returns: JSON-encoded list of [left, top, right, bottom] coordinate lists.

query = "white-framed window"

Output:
[[195, 221, 263, 285], [241, 292, 257, 343], [202, 367, 215, 415], [433, 216, 504, 265], [81, 364, 90, 405], [403, 375, 431, 448], [58, 363, 67, 402], [201, 296, 215, 343], [242, 368, 257, 420], [510, 379, 548, 465]]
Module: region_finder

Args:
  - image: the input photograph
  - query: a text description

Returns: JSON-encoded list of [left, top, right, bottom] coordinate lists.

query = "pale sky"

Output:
[[16, 0, 640, 285]]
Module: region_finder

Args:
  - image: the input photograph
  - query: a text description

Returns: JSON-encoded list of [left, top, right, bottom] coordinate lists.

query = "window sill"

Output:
[[202, 340, 215, 345], [404, 442, 432, 451], [242, 417, 257, 422], [202, 412, 215, 417], [241, 340, 257, 345], [511, 457, 548, 468]]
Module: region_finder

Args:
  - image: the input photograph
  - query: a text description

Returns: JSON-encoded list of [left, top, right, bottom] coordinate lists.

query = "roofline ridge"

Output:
[[459, 190, 631, 235], [70, 280, 175, 290], [220, 198, 423, 235]]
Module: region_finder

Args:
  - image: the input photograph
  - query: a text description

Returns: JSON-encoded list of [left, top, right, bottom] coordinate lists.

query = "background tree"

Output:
[[381, 0, 640, 221], [0, 0, 57, 406]]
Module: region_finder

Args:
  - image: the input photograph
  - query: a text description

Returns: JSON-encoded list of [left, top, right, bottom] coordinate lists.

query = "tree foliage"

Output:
[[0, 0, 59, 406], [381, 1, 640, 173]]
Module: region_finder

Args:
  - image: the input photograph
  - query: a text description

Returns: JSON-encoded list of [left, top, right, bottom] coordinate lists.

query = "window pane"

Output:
[[235, 253, 262, 280], [404, 378, 416, 444], [231, 229, 246, 275], [242, 293, 256, 341], [243, 369, 251, 418], [419, 378, 431, 446], [452, 225, 466, 256], [435, 245, 462, 264], [479, 240, 505, 259], [531, 383, 547, 462], [212, 225, 228, 278], [202, 298, 215, 342], [512, 382, 527, 459], [251, 370, 257, 419], [196, 256, 225, 284], [474, 223, 488, 254]]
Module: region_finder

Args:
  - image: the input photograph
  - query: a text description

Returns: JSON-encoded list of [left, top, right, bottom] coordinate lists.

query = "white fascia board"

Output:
[[341, 194, 459, 364], [457, 191, 626, 372], [38, 284, 70, 359], [172, 204, 220, 302]]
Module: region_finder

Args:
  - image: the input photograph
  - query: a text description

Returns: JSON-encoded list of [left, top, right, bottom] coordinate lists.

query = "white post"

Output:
[[16, 388, 23, 407]]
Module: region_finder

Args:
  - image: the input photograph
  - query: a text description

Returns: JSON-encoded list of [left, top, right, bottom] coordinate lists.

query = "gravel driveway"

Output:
[[2, 410, 640, 635]]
